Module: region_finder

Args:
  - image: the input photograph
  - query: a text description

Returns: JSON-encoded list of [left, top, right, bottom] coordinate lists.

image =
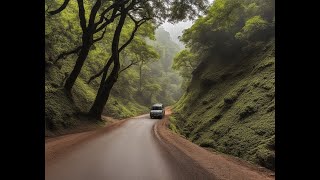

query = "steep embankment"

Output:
[[172, 40, 275, 170], [45, 63, 148, 136]]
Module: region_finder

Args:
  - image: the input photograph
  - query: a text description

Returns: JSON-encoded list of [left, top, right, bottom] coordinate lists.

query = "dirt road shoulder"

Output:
[[154, 108, 275, 180]]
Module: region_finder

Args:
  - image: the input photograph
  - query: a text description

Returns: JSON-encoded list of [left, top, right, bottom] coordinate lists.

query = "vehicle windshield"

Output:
[[151, 106, 162, 110]]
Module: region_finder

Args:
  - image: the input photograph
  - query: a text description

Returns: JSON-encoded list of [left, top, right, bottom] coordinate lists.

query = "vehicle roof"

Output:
[[152, 103, 163, 107]]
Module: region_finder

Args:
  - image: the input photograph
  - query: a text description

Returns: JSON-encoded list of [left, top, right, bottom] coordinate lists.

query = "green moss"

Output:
[[169, 116, 180, 134], [45, 88, 78, 130], [198, 138, 215, 148], [254, 137, 275, 170], [172, 42, 275, 170], [255, 57, 275, 72], [224, 93, 238, 104], [239, 105, 256, 120]]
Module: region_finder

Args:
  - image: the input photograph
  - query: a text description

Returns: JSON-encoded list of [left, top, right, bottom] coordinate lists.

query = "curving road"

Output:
[[45, 114, 210, 180], [45, 113, 274, 180]]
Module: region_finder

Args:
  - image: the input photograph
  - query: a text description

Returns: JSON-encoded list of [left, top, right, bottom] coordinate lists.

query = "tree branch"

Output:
[[88, 0, 102, 30], [46, 2, 54, 13], [94, 13, 121, 33], [95, 0, 130, 28], [119, 61, 139, 74], [87, 55, 114, 84], [77, 0, 87, 32], [130, 6, 144, 12], [48, 0, 70, 15], [89, 2, 151, 83], [119, 14, 150, 52], [93, 28, 107, 43], [54, 28, 106, 63], [54, 46, 82, 63]]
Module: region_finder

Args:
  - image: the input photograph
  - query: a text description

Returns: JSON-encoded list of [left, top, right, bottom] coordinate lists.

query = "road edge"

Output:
[[153, 108, 275, 180], [45, 117, 131, 166]]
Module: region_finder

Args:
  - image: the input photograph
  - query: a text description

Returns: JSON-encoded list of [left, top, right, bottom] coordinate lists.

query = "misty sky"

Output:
[[160, 0, 214, 49]]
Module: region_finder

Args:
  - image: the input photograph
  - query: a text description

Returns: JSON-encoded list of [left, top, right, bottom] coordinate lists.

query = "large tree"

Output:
[[48, 0, 132, 93], [48, 0, 209, 119], [48, 0, 208, 94], [87, 0, 209, 119]]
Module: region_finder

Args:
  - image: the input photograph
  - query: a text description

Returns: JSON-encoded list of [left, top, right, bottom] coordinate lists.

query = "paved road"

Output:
[[45, 115, 206, 180]]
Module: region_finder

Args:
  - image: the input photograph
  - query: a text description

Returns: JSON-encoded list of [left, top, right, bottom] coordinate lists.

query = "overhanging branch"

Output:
[[54, 28, 107, 63], [48, 0, 70, 15], [54, 46, 82, 63], [88, 7, 152, 83]]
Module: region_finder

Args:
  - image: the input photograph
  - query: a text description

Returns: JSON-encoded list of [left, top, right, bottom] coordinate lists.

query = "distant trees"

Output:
[[131, 40, 159, 92], [110, 28, 181, 107], [172, 49, 198, 90], [143, 83, 162, 104], [144, 28, 182, 104]]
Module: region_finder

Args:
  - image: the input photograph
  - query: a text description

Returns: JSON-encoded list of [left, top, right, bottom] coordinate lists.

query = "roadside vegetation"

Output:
[[45, 0, 275, 171], [170, 0, 275, 170], [45, 0, 208, 135]]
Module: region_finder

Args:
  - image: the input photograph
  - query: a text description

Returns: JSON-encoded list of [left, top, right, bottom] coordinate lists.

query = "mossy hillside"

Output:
[[172, 41, 275, 170], [45, 54, 149, 134]]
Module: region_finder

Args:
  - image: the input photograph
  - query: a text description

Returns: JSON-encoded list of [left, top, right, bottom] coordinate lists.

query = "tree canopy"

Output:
[[46, 0, 204, 120], [171, 0, 274, 89]]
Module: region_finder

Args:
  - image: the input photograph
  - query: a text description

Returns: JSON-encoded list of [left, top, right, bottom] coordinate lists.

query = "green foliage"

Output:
[[168, 116, 180, 134], [45, 88, 78, 130], [45, 0, 82, 60], [235, 16, 269, 41], [172, 49, 199, 90], [131, 27, 183, 106], [178, 0, 274, 62], [145, 83, 162, 92], [45, 0, 185, 131], [127, 37, 160, 63], [172, 49, 197, 71], [171, 0, 274, 94], [172, 40, 275, 170]]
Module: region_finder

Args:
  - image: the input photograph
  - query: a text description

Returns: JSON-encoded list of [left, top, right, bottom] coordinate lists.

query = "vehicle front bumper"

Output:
[[150, 113, 163, 118]]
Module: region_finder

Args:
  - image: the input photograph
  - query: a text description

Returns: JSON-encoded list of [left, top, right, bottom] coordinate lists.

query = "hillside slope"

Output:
[[45, 23, 181, 136], [172, 39, 275, 170]]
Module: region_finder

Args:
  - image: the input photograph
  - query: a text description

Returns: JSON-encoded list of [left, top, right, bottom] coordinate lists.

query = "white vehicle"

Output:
[[150, 103, 165, 119]]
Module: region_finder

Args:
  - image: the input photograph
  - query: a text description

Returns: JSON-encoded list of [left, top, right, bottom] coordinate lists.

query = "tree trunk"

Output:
[[64, 40, 91, 92], [88, 8, 127, 119], [87, 71, 118, 119], [63, 0, 102, 93]]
